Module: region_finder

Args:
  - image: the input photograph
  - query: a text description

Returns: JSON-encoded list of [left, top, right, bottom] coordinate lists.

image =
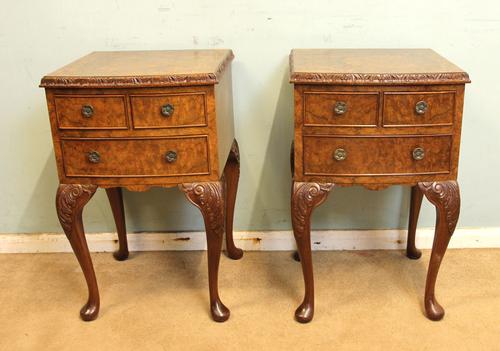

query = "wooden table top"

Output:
[[40, 49, 234, 88], [290, 49, 470, 85]]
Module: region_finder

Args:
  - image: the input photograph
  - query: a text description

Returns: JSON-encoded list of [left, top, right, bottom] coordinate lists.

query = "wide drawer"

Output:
[[54, 95, 128, 130], [61, 136, 210, 177], [383, 91, 455, 127], [304, 92, 378, 127], [303, 135, 452, 176], [130, 93, 207, 129]]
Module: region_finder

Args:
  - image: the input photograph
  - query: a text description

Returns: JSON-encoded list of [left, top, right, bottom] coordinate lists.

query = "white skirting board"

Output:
[[0, 228, 499, 253]]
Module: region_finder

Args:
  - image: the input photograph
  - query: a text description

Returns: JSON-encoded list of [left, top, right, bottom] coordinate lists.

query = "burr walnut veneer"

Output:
[[41, 50, 242, 322], [289, 49, 470, 323]]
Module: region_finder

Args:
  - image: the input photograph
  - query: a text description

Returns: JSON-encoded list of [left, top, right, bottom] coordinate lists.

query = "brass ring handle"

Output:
[[415, 101, 428, 115], [87, 151, 100, 163], [412, 147, 425, 160], [161, 104, 174, 117], [333, 148, 347, 161], [81, 105, 94, 118], [165, 150, 177, 163], [334, 101, 347, 115]]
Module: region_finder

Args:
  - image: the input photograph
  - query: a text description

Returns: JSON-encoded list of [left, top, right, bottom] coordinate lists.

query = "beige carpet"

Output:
[[0, 249, 498, 350]]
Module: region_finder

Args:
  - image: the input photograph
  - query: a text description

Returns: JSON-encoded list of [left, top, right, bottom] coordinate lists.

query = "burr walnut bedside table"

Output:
[[289, 49, 470, 323], [40, 49, 243, 322]]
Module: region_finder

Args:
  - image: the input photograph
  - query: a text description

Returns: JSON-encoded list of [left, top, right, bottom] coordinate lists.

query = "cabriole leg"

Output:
[[407, 185, 424, 259], [105, 187, 129, 261], [291, 181, 334, 323], [56, 184, 99, 321], [180, 182, 230, 322], [223, 140, 243, 260], [418, 181, 460, 321]]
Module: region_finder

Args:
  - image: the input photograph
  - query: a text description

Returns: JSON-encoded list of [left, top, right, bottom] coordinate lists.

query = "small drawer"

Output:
[[54, 95, 127, 130], [304, 92, 378, 127], [303, 135, 451, 176], [130, 93, 207, 129], [383, 91, 455, 127], [61, 136, 210, 177]]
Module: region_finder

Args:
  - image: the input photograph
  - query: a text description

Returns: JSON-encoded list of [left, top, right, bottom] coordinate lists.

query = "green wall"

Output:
[[0, 0, 498, 234]]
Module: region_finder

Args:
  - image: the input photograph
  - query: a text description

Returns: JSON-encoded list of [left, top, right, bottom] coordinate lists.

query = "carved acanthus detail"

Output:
[[229, 139, 240, 164], [291, 182, 334, 236], [180, 182, 224, 236], [419, 181, 460, 235], [56, 184, 97, 233], [41, 74, 219, 88], [290, 72, 470, 85]]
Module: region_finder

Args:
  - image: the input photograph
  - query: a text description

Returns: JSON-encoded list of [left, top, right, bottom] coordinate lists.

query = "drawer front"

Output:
[[55, 95, 127, 130], [383, 91, 455, 127], [130, 93, 207, 129], [304, 92, 378, 127], [303, 135, 451, 176], [61, 136, 210, 177]]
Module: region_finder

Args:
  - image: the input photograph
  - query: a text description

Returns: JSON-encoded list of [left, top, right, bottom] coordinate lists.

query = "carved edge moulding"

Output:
[[40, 51, 235, 88], [289, 54, 471, 85]]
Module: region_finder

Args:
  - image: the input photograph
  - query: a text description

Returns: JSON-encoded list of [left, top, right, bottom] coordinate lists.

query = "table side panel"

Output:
[[46, 89, 66, 182], [215, 64, 235, 175], [449, 85, 465, 178]]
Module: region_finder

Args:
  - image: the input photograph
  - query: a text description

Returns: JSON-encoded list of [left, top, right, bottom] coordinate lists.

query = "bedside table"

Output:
[[40, 50, 243, 322], [289, 49, 470, 323]]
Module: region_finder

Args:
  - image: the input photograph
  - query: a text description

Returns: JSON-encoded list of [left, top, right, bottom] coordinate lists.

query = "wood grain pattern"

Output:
[[214, 65, 236, 176], [55, 95, 128, 130], [43, 50, 238, 321], [293, 84, 466, 185], [290, 49, 469, 322], [290, 49, 470, 85], [383, 91, 455, 127], [40, 50, 234, 88], [45, 84, 223, 186], [61, 136, 210, 177], [130, 92, 207, 129], [303, 135, 452, 176], [304, 91, 379, 127]]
